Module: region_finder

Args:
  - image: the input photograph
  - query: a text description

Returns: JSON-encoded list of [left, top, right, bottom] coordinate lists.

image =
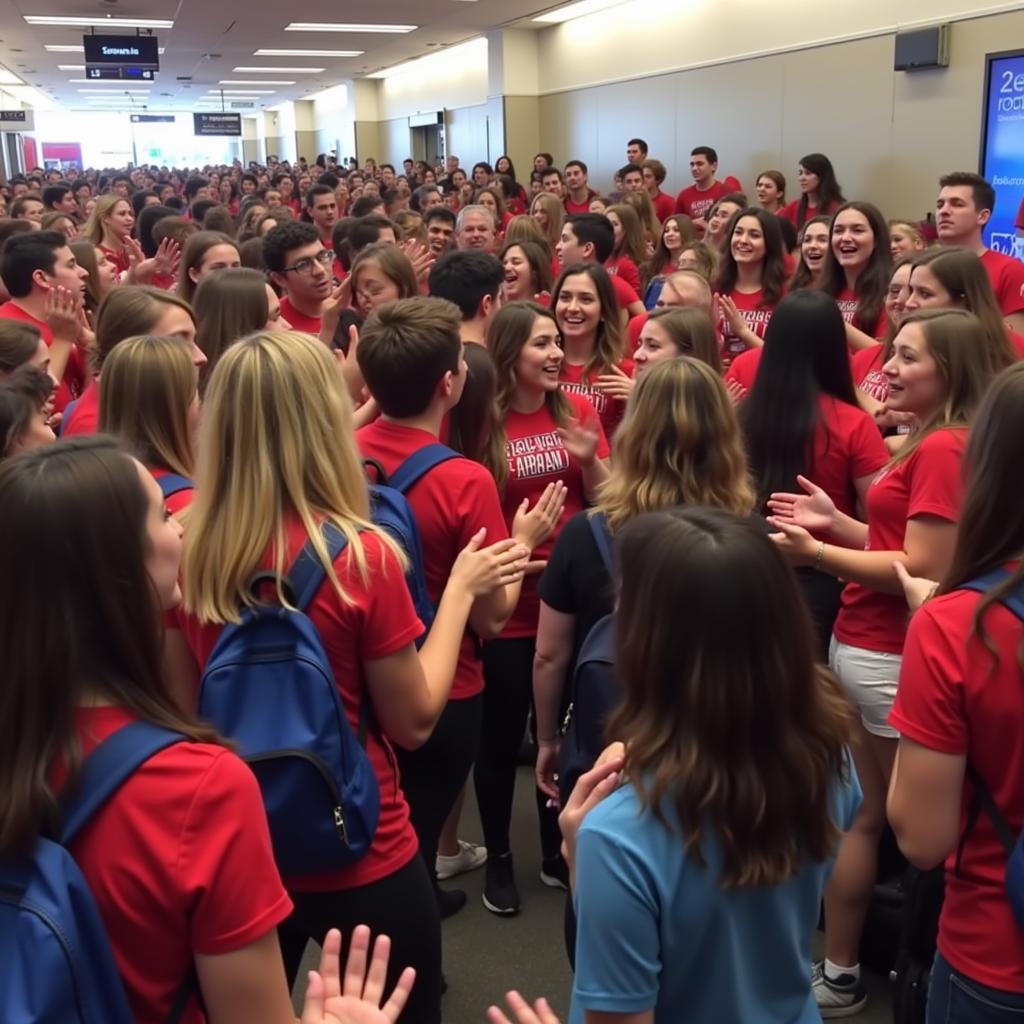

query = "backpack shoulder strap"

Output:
[[588, 512, 614, 575], [60, 721, 185, 845], [387, 443, 462, 494], [960, 567, 1024, 621], [289, 521, 350, 611], [157, 473, 193, 500]]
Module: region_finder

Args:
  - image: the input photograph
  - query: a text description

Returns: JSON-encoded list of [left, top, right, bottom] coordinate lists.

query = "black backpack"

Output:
[[557, 514, 620, 807]]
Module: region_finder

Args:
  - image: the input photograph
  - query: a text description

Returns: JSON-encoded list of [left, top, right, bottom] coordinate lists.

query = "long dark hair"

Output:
[[796, 153, 845, 228], [609, 506, 852, 887], [715, 207, 788, 306], [941, 363, 1024, 669], [447, 340, 497, 464], [821, 201, 892, 336], [0, 437, 221, 857], [741, 290, 859, 506]]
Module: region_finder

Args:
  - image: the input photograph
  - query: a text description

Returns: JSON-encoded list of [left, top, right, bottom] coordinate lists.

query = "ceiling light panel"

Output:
[[26, 15, 174, 27], [233, 66, 324, 73], [0, 68, 25, 85], [283, 23, 416, 33], [219, 79, 296, 85], [254, 49, 363, 57]]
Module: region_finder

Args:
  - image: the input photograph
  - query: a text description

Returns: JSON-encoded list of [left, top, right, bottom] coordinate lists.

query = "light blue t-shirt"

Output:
[[570, 762, 861, 1024]]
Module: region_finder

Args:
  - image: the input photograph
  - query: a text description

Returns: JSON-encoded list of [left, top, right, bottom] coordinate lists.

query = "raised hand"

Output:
[[487, 991, 562, 1024], [450, 528, 530, 597], [511, 481, 568, 551], [893, 561, 938, 613], [43, 284, 81, 341], [320, 278, 353, 340], [725, 378, 747, 406], [766, 517, 818, 566], [557, 416, 601, 467], [558, 753, 623, 879], [400, 239, 433, 282], [766, 475, 836, 535], [593, 364, 634, 401], [331, 323, 365, 403]]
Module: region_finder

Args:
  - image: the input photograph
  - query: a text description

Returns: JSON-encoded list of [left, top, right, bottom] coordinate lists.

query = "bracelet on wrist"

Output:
[[814, 541, 825, 570]]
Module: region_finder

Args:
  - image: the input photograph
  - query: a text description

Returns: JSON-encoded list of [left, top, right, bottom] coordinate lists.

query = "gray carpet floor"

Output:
[[296, 765, 895, 1023]]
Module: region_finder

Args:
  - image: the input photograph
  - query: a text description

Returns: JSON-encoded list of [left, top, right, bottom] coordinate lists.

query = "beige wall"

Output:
[[533, 9, 1024, 219]]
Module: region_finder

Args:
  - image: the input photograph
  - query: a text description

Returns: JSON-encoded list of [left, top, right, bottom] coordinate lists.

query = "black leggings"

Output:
[[795, 567, 843, 663], [396, 694, 482, 879], [279, 855, 442, 1024], [474, 635, 561, 859]]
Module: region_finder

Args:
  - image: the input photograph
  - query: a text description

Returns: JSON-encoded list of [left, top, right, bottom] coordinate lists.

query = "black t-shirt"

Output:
[[538, 510, 616, 671]]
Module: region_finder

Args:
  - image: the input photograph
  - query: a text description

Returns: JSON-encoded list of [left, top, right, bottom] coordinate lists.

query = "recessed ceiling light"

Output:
[[208, 89, 276, 94], [57, 64, 84, 70], [254, 48, 363, 57], [78, 88, 149, 93], [219, 79, 295, 85], [233, 66, 324, 73], [533, 0, 624, 22], [0, 68, 24, 85], [46, 44, 166, 53], [26, 15, 174, 27], [284, 23, 416, 33]]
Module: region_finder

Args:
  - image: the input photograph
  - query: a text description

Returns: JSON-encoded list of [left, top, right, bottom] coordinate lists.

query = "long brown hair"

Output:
[[484, 301, 572, 493], [551, 262, 626, 378], [93, 285, 195, 375], [609, 506, 853, 887], [0, 437, 222, 857], [597, 358, 754, 532], [193, 268, 270, 391], [941, 362, 1024, 670], [888, 308, 993, 469]]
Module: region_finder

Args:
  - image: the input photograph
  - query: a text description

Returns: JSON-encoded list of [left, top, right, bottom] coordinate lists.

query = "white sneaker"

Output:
[[435, 840, 487, 880], [812, 960, 868, 1018]]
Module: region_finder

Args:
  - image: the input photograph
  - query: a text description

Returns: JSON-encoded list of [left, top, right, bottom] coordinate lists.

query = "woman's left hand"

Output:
[[767, 517, 818, 566], [593, 364, 634, 401], [558, 753, 624, 881], [557, 416, 601, 467]]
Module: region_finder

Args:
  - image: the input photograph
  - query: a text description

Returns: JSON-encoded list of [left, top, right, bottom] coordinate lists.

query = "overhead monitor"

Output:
[[980, 48, 1024, 257], [194, 112, 242, 136], [83, 34, 160, 70]]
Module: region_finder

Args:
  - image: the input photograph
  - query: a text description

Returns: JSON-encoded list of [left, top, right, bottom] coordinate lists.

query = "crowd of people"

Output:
[[1, 136, 1023, 1024]]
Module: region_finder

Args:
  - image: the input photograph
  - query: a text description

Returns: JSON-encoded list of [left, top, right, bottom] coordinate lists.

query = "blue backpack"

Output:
[[363, 442, 462, 639], [156, 473, 193, 500], [558, 513, 620, 806], [0, 721, 193, 1024], [956, 567, 1024, 931], [197, 521, 381, 877]]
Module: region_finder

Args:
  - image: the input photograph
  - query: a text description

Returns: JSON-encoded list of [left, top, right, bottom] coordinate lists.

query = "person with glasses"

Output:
[[263, 220, 342, 336]]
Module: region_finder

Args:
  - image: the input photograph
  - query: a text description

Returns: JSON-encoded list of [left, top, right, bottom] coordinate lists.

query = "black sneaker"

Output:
[[812, 960, 867, 1017], [482, 853, 520, 915], [436, 886, 467, 919], [540, 855, 569, 891]]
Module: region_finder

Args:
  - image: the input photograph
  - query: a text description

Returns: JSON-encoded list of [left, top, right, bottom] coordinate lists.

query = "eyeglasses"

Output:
[[282, 249, 334, 275]]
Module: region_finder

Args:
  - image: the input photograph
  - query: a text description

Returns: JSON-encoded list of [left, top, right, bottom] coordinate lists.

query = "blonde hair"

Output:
[[618, 189, 660, 244], [597, 357, 755, 531], [530, 192, 564, 252], [82, 194, 130, 247], [98, 334, 197, 479], [183, 331, 400, 622], [503, 215, 549, 255], [888, 308, 993, 469]]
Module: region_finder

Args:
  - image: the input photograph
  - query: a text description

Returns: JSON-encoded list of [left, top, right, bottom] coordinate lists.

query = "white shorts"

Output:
[[829, 637, 901, 739]]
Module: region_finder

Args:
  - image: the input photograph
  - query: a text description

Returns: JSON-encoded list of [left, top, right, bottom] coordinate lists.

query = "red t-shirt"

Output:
[[980, 248, 1024, 317], [834, 428, 966, 654], [674, 180, 730, 224], [836, 286, 888, 339], [564, 194, 594, 216], [178, 524, 423, 891], [605, 256, 641, 295], [58, 706, 291, 1024], [0, 300, 87, 413], [99, 243, 131, 277], [779, 199, 839, 227], [1009, 328, 1024, 358], [61, 376, 100, 435], [627, 311, 647, 350], [717, 287, 777, 367], [609, 273, 640, 313], [356, 419, 508, 700], [559, 358, 634, 439], [151, 464, 195, 518], [851, 344, 889, 403], [890, 582, 1024, 991], [725, 345, 762, 391], [651, 191, 675, 223], [279, 296, 321, 335], [500, 393, 609, 637], [806, 396, 888, 525]]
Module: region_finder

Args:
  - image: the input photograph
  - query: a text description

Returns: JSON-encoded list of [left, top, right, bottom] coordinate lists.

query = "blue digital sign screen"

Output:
[[981, 50, 1024, 257]]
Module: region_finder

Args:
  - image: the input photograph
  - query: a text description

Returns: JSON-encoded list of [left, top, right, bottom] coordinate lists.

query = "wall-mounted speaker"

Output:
[[895, 24, 950, 71]]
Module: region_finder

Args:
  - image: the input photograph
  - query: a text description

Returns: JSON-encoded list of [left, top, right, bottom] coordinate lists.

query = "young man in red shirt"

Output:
[[936, 171, 1024, 332], [563, 160, 596, 215], [642, 159, 676, 222], [619, 164, 644, 194], [541, 167, 565, 199], [675, 146, 732, 233], [0, 229, 89, 412], [427, 250, 504, 346], [304, 184, 338, 248], [556, 213, 645, 320], [263, 220, 340, 335], [626, 138, 648, 166], [424, 207, 456, 260], [356, 296, 557, 920]]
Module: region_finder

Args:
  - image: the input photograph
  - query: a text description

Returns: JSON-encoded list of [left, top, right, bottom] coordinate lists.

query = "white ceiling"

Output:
[[0, 0, 560, 112]]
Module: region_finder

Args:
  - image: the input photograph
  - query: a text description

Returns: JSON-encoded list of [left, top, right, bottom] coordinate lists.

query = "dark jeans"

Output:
[[396, 693, 482, 879], [279, 855, 442, 1024], [928, 952, 1024, 1023], [474, 635, 561, 860]]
